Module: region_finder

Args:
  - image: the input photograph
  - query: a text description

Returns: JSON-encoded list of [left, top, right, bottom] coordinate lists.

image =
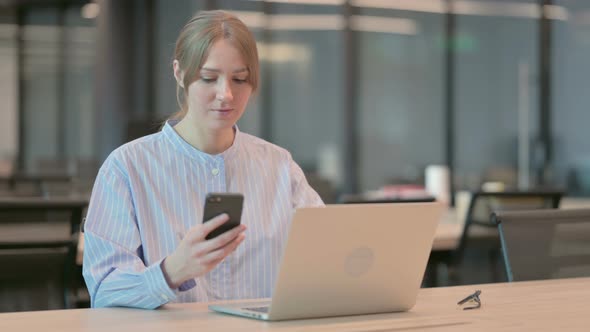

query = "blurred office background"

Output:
[[1, 0, 590, 199], [1, 0, 590, 311]]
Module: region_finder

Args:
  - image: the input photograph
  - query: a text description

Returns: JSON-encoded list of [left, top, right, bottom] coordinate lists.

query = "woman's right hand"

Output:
[[161, 213, 246, 289]]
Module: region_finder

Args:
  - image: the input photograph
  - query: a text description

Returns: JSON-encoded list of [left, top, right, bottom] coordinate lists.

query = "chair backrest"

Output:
[[494, 208, 590, 282], [454, 190, 563, 267], [0, 197, 88, 312], [467, 191, 562, 227]]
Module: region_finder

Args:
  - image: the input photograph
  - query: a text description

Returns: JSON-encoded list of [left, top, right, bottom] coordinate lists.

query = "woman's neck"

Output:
[[174, 117, 235, 155]]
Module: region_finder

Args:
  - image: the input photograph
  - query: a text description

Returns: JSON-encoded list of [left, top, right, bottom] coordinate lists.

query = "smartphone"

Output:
[[203, 193, 244, 240]]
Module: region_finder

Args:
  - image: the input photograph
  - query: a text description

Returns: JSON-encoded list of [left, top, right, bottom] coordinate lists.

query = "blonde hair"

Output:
[[169, 10, 259, 121]]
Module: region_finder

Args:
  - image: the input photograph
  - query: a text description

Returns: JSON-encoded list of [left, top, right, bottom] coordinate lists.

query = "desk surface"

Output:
[[1, 277, 589, 331], [0, 196, 88, 250], [0, 196, 88, 209]]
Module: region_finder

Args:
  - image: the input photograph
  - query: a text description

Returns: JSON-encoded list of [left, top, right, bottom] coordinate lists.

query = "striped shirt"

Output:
[[82, 121, 323, 309]]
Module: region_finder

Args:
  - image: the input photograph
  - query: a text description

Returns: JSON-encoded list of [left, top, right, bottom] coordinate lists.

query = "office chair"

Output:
[[493, 208, 590, 282], [451, 190, 563, 284], [0, 197, 87, 312], [305, 173, 338, 204]]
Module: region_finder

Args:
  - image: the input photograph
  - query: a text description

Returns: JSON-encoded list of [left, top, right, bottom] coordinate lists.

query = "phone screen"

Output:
[[203, 193, 244, 240]]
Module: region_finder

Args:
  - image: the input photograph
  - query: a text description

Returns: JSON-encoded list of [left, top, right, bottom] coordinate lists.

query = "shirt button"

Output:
[[211, 168, 219, 176]]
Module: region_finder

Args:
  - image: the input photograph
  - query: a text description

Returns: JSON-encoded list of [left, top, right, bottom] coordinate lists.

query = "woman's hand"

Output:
[[161, 213, 246, 289]]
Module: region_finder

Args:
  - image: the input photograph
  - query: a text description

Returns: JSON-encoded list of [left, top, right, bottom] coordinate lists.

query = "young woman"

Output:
[[83, 10, 323, 309]]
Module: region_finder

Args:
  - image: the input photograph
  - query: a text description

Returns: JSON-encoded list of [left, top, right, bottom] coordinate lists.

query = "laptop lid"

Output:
[[259, 202, 444, 320]]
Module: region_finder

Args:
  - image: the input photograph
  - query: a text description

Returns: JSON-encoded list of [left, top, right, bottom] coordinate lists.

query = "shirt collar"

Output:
[[162, 120, 242, 163]]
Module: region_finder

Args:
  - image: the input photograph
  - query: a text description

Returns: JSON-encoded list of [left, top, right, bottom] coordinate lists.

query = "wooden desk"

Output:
[[1, 277, 589, 331], [0, 196, 90, 310], [426, 214, 463, 287], [561, 197, 590, 209], [433, 209, 463, 251], [0, 196, 88, 210], [0, 173, 74, 197], [0, 196, 88, 263], [0, 197, 89, 248]]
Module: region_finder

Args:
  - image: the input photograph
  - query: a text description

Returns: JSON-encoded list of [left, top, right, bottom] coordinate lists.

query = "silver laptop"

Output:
[[209, 202, 444, 321]]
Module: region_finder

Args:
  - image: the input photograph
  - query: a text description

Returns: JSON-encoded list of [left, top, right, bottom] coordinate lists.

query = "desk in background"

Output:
[[432, 196, 590, 252], [1, 277, 589, 331], [0, 196, 89, 311], [0, 173, 74, 197], [0, 196, 88, 245]]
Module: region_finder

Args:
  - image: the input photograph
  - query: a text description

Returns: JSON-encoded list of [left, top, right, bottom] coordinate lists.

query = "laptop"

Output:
[[209, 202, 445, 321]]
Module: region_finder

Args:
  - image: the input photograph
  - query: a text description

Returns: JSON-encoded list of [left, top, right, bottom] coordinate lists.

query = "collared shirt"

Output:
[[82, 121, 323, 309]]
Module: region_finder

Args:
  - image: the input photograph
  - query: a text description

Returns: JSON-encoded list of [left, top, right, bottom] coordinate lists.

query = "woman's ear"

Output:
[[173, 60, 185, 88]]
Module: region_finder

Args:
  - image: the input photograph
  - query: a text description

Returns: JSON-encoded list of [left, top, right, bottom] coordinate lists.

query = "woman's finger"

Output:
[[196, 213, 230, 239], [199, 233, 246, 265]]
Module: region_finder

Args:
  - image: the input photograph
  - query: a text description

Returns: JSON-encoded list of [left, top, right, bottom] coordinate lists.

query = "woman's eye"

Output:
[[201, 77, 216, 83], [233, 78, 248, 84]]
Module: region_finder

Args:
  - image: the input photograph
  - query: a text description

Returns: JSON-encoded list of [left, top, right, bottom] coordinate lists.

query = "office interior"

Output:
[[1, 0, 590, 314]]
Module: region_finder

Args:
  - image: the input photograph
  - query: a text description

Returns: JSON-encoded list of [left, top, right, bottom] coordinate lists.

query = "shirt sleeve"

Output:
[[82, 156, 178, 309], [289, 156, 325, 209]]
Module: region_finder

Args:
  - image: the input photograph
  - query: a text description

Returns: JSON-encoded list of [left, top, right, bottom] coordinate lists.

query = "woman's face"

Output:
[[175, 39, 253, 132]]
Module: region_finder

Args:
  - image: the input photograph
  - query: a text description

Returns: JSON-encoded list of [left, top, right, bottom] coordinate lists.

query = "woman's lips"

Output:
[[212, 108, 234, 117]]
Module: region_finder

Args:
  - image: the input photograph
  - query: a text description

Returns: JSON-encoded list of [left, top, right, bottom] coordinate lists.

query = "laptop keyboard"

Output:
[[243, 306, 269, 313]]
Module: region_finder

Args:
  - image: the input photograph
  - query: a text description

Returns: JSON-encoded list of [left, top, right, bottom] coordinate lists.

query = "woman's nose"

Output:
[[216, 80, 233, 102]]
